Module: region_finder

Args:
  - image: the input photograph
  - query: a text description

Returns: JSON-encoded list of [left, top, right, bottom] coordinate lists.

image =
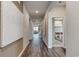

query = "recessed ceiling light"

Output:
[[35, 10, 39, 14]]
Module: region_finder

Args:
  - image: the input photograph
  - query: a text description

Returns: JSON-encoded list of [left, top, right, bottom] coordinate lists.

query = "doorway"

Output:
[[53, 17, 64, 47]]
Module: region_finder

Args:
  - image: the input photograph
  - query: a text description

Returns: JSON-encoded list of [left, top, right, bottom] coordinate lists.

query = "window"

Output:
[[33, 26, 39, 32]]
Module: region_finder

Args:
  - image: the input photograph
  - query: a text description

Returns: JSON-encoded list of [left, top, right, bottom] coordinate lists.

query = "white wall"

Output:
[[23, 5, 32, 48], [0, 2, 32, 56], [66, 2, 79, 57], [0, 1, 23, 57], [1, 2, 23, 47]]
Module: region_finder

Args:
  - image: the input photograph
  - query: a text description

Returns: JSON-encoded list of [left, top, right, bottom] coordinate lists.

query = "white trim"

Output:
[[18, 46, 26, 57], [52, 44, 64, 47], [18, 43, 29, 57]]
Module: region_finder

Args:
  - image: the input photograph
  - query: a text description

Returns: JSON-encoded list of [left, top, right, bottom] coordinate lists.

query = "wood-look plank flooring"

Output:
[[21, 34, 66, 57]]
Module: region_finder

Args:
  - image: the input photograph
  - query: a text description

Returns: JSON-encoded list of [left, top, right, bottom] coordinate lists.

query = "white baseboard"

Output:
[[18, 42, 29, 57], [52, 45, 64, 48]]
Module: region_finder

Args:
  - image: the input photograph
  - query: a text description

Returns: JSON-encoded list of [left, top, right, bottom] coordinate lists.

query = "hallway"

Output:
[[0, 1, 79, 57], [21, 33, 65, 57]]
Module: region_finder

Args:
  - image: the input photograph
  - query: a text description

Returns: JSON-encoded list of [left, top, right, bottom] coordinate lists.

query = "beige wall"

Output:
[[23, 5, 31, 49], [42, 12, 48, 47], [0, 2, 1, 46], [66, 2, 79, 57], [42, 1, 66, 48], [0, 38, 23, 57]]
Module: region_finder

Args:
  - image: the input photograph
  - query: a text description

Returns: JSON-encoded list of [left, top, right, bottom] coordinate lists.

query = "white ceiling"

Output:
[[24, 1, 51, 19]]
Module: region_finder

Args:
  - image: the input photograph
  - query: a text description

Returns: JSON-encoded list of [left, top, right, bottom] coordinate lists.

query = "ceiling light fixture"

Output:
[[35, 10, 39, 14]]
